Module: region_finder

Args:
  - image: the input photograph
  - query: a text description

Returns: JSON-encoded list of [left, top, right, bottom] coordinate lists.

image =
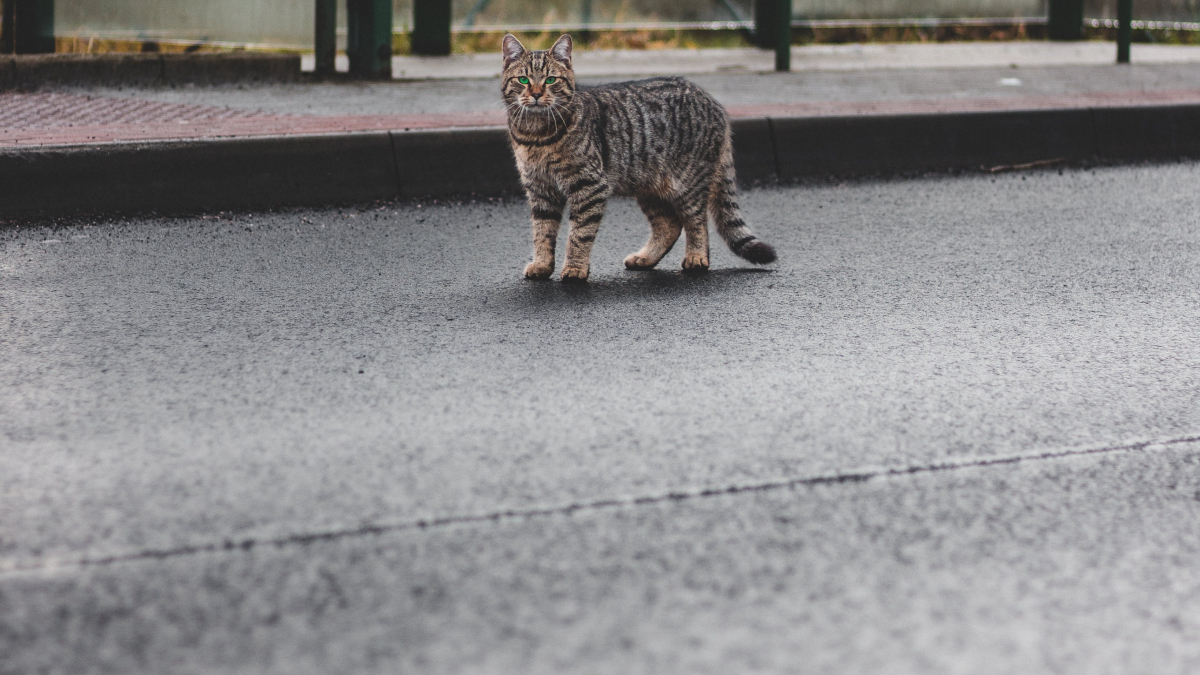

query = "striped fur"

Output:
[[502, 33, 776, 281]]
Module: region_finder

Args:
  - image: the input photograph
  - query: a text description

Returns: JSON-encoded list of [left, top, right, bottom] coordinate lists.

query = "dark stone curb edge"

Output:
[[2, 104, 1198, 219]]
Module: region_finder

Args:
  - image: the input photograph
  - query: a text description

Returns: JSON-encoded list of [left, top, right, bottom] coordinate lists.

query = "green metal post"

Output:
[[1117, 0, 1132, 63], [753, 0, 778, 49], [775, 0, 791, 71], [412, 0, 451, 56], [347, 0, 392, 77], [1, 0, 14, 54], [1047, 0, 1083, 40], [7, 0, 54, 54], [315, 0, 336, 75], [579, 0, 593, 43]]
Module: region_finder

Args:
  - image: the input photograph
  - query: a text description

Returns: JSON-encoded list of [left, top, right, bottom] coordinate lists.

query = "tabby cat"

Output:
[[502, 33, 776, 281]]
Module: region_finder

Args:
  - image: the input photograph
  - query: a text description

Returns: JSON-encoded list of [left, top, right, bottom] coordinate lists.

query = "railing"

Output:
[[2, 0, 1184, 73], [317, 0, 1143, 71], [1, 0, 55, 53]]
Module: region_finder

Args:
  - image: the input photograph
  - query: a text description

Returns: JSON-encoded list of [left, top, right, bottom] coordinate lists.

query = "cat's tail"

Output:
[[709, 127, 777, 265]]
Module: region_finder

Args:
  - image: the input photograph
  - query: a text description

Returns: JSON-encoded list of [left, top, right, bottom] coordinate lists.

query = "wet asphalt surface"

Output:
[[3, 162, 1200, 673]]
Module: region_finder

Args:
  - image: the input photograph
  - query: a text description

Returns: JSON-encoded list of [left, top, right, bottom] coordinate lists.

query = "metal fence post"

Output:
[[1048, 0, 1083, 40], [775, 0, 791, 71], [1117, 0, 1132, 63], [315, 0, 336, 75], [753, 0, 779, 49], [347, 0, 392, 77], [4, 0, 55, 54], [580, 0, 594, 43], [413, 0, 451, 56], [0, 1, 13, 54]]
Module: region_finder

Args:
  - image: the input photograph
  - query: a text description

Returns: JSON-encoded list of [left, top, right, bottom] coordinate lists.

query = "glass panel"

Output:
[[51, 0, 1200, 48], [1085, 0, 1200, 21]]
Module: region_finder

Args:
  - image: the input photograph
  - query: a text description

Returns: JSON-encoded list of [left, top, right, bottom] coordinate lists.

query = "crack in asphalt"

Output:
[[3, 434, 1197, 576]]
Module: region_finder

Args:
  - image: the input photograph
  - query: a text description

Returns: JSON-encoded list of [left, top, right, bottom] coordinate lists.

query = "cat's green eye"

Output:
[[544, 77, 556, 84], [517, 76, 529, 84]]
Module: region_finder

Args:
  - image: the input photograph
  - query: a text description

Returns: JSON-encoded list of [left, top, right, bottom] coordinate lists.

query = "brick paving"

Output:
[[0, 92, 504, 147], [0, 93, 274, 128]]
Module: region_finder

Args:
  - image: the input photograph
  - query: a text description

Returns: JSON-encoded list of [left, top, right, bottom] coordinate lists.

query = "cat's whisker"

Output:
[[550, 104, 568, 132]]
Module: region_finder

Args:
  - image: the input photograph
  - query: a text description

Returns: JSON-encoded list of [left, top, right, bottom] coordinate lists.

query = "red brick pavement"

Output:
[[3, 89, 1200, 148]]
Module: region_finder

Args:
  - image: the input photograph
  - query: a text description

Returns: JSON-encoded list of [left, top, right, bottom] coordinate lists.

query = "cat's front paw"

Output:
[[560, 265, 589, 282], [624, 253, 658, 270], [681, 252, 709, 273], [524, 261, 555, 279]]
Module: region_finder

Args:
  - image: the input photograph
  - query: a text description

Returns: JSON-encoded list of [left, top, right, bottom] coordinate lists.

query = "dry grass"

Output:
[[1081, 24, 1200, 43], [55, 35, 248, 54], [446, 28, 752, 53]]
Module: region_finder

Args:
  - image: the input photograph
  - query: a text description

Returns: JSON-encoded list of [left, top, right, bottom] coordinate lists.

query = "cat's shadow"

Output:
[[491, 267, 774, 310]]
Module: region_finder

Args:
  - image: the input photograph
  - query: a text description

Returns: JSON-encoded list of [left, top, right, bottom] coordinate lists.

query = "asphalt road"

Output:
[[3, 162, 1200, 673]]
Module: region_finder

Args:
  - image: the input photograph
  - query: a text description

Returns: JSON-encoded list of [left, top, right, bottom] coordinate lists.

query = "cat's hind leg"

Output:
[[625, 193, 683, 270], [679, 194, 710, 273]]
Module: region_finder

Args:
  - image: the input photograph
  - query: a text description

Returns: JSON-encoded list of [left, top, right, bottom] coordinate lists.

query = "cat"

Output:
[[502, 33, 777, 282]]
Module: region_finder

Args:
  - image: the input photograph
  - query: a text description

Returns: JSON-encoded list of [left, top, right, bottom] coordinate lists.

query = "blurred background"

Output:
[[36, 0, 1200, 52]]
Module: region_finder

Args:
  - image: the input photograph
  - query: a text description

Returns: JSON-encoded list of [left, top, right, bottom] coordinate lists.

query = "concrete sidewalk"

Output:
[[4, 61, 1200, 147], [322, 40, 1200, 79], [5, 42, 1200, 148], [2, 42, 1200, 218]]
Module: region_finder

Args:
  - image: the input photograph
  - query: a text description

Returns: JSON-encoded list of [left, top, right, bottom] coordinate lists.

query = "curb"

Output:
[[0, 53, 301, 90], [2, 103, 1198, 219]]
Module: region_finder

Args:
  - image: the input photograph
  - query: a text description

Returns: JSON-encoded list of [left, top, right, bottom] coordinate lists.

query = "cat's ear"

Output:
[[502, 34, 526, 68], [550, 34, 572, 66]]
